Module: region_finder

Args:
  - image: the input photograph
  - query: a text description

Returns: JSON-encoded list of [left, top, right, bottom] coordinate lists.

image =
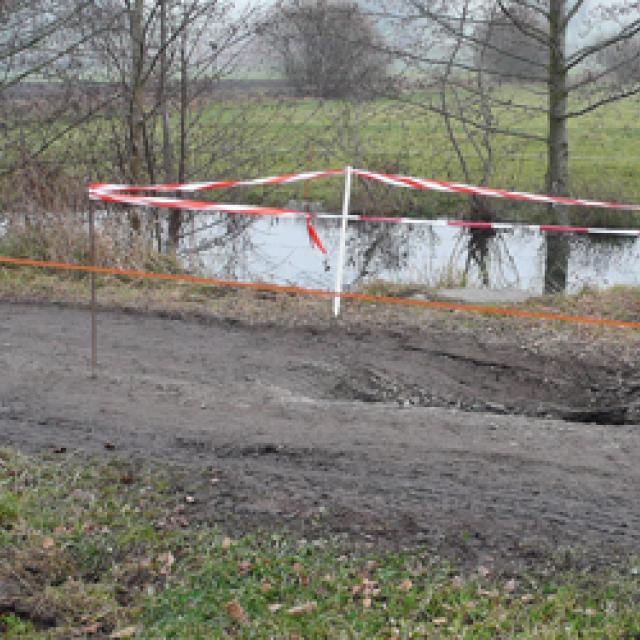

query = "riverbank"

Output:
[[2, 266, 640, 330]]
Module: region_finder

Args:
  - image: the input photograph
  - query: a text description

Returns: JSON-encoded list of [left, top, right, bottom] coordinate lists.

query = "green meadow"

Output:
[[2, 85, 639, 223]]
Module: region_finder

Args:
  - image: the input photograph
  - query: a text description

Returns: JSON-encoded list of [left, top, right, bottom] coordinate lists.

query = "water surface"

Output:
[[179, 215, 640, 294]]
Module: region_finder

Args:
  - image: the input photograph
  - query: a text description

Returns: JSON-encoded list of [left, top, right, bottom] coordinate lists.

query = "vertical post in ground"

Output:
[[333, 165, 352, 317], [89, 206, 97, 378], [303, 143, 313, 201]]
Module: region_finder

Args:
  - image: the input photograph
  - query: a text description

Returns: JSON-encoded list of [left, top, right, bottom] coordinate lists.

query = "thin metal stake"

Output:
[[89, 207, 97, 378], [333, 165, 352, 317]]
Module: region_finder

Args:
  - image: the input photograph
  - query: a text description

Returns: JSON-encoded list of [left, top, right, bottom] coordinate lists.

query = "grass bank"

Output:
[[2, 266, 640, 329], [1, 449, 639, 638]]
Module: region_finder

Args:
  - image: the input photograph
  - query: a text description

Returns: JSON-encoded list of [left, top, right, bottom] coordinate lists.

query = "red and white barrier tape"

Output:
[[89, 187, 328, 254], [89, 167, 640, 253], [353, 169, 640, 213], [314, 213, 640, 237], [90, 167, 640, 213], [88, 169, 343, 196], [91, 187, 640, 237]]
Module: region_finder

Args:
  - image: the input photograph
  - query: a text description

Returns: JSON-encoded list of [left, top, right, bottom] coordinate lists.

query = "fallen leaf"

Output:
[[237, 560, 252, 575], [268, 603, 283, 613], [362, 578, 379, 597], [225, 600, 249, 625], [398, 579, 413, 591], [158, 551, 175, 576], [287, 601, 317, 616], [109, 626, 139, 639], [42, 536, 55, 550], [79, 622, 101, 635], [260, 580, 272, 593]]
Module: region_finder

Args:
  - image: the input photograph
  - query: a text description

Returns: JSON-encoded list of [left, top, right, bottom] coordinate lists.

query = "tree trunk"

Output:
[[128, 0, 145, 232], [169, 5, 187, 249], [160, 0, 177, 251], [545, 0, 570, 293]]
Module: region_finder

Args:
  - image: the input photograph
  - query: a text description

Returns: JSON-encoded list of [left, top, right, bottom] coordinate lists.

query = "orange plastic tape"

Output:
[[1, 255, 639, 330]]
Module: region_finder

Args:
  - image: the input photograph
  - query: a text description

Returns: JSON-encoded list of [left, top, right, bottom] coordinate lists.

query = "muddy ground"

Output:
[[1, 301, 639, 572]]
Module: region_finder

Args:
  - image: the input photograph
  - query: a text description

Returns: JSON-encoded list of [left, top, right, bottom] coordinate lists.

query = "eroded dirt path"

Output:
[[1, 302, 639, 570]]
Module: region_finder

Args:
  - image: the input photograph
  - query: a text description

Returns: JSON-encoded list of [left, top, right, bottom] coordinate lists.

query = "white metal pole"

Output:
[[333, 165, 352, 317]]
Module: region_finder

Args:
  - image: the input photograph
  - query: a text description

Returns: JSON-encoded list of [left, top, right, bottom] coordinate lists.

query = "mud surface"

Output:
[[2, 302, 639, 570]]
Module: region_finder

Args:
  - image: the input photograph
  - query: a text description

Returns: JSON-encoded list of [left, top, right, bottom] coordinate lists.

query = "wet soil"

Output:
[[1, 301, 639, 571]]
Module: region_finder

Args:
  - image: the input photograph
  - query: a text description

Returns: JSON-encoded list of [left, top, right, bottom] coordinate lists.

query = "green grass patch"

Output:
[[1, 448, 639, 638], [2, 85, 640, 223]]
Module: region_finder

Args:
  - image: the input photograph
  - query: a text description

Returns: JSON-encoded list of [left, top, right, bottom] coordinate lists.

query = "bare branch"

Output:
[[566, 18, 640, 70], [565, 84, 640, 119], [496, 0, 548, 45]]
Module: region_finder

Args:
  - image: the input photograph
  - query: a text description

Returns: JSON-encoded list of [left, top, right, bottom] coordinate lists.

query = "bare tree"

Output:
[[0, 0, 271, 260], [82, 0, 260, 245], [0, 1, 101, 91], [375, 0, 640, 291], [597, 28, 640, 84], [473, 3, 547, 80], [263, 0, 389, 98]]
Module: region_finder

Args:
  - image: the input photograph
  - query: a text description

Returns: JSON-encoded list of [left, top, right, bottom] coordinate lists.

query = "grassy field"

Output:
[[3, 84, 639, 224], [2, 448, 640, 639]]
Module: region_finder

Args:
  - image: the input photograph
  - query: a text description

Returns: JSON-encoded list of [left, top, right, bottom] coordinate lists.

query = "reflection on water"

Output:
[[179, 215, 640, 294]]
